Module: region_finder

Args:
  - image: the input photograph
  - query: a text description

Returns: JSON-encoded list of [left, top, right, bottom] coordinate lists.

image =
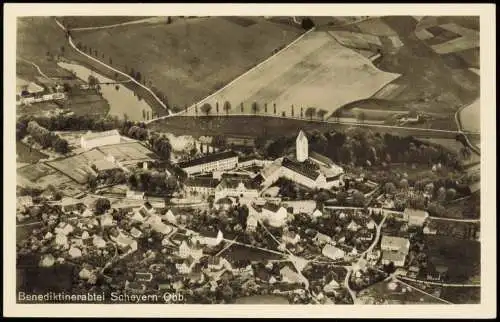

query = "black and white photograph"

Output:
[[3, 3, 496, 319]]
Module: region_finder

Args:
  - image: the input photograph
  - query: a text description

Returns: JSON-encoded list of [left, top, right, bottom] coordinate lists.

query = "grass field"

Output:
[[47, 149, 109, 183], [327, 16, 480, 130], [17, 163, 56, 181], [459, 98, 480, 133], [96, 141, 157, 164], [16, 141, 49, 164], [424, 236, 480, 284], [185, 31, 399, 119], [356, 279, 445, 304], [71, 17, 304, 110]]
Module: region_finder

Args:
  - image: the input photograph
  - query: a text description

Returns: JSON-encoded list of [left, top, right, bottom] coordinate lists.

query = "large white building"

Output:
[[80, 130, 121, 150], [214, 175, 260, 201], [177, 151, 238, 175]]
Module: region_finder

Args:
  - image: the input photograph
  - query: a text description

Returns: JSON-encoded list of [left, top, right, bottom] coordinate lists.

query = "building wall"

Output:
[[296, 135, 308, 162], [183, 157, 238, 175], [280, 166, 317, 189]]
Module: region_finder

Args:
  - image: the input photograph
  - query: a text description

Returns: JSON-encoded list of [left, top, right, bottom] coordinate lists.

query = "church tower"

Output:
[[296, 130, 308, 162]]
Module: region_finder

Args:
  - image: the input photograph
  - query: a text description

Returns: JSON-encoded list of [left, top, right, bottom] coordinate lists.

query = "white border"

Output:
[[4, 3, 496, 318]]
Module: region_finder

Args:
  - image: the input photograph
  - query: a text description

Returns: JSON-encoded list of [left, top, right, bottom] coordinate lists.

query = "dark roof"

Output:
[[281, 157, 320, 180], [239, 155, 263, 162], [185, 177, 220, 188], [177, 151, 238, 169], [251, 174, 264, 186], [309, 151, 334, 166], [216, 197, 233, 204]]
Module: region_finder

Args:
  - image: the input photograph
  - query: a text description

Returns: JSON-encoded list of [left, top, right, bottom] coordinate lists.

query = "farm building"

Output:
[[80, 130, 122, 150], [176, 151, 238, 175], [214, 176, 259, 201], [403, 208, 429, 227], [184, 177, 220, 196]]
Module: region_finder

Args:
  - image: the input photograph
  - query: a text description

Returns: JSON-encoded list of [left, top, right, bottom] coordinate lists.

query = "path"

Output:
[[67, 16, 165, 32], [54, 18, 171, 114], [395, 278, 454, 304], [398, 276, 481, 287], [429, 216, 480, 223], [18, 57, 51, 79]]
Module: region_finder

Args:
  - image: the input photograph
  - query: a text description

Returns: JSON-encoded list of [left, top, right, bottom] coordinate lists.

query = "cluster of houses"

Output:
[[16, 77, 66, 106]]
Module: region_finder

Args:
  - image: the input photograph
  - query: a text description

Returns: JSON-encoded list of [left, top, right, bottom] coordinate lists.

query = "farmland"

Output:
[[57, 16, 150, 29], [70, 16, 304, 110], [185, 31, 399, 119], [16, 140, 49, 163], [96, 141, 158, 165], [47, 149, 109, 183], [424, 236, 480, 284], [326, 16, 480, 132]]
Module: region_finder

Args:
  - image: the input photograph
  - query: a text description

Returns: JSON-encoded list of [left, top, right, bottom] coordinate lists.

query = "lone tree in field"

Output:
[[240, 102, 244, 113], [264, 103, 268, 113], [251, 102, 259, 115], [356, 111, 366, 124], [305, 107, 316, 120], [109, 57, 113, 65], [317, 109, 328, 121], [301, 17, 315, 30], [273, 103, 277, 115], [195, 105, 198, 115], [201, 103, 212, 116], [215, 102, 219, 114], [300, 107, 304, 118], [223, 101, 231, 115]]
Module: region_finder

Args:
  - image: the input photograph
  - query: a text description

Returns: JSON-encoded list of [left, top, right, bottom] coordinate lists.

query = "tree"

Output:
[[142, 110, 146, 120], [264, 103, 268, 113], [135, 71, 142, 82], [88, 75, 98, 88], [305, 107, 316, 120], [251, 102, 259, 115], [54, 138, 70, 154], [167, 16, 173, 24], [399, 178, 409, 190], [223, 101, 231, 115], [301, 17, 315, 30], [383, 261, 396, 274], [240, 102, 244, 113], [437, 186, 447, 203], [291, 105, 295, 117], [356, 111, 366, 124], [384, 182, 397, 194], [201, 103, 212, 116], [60, 46, 65, 54], [215, 102, 219, 114], [95, 198, 111, 215], [352, 191, 365, 207], [109, 57, 113, 65], [317, 109, 328, 121], [273, 103, 277, 115], [446, 188, 457, 201]]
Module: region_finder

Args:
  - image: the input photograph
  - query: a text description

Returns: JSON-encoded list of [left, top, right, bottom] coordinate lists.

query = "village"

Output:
[[16, 125, 480, 304]]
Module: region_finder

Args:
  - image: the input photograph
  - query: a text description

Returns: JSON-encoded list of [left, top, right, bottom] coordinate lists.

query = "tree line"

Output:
[[23, 121, 71, 154]]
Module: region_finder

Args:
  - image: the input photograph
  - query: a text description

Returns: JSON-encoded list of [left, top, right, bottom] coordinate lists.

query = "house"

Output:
[[366, 219, 376, 230], [381, 250, 407, 267], [184, 177, 220, 196], [194, 229, 223, 247], [177, 151, 238, 175], [92, 235, 106, 248], [80, 129, 121, 150], [126, 190, 145, 200], [55, 234, 69, 247], [100, 214, 114, 227], [311, 209, 323, 219], [381, 236, 410, 254], [17, 196, 33, 209], [207, 256, 225, 271], [282, 230, 301, 245], [135, 272, 153, 282], [359, 231, 374, 241], [280, 265, 302, 284], [55, 222, 74, 236], [313, 232, 333, 245], [130, 227, 142, 239], [246, 213, 259, 232], [322, 244, 345, 260], [162, 209, 177, 224], [261, 202, 288, 228], [282, 200, 317, 215], [214, 177, 259, 201], [423, 221, 438, 235], [323, 278, 341, 294], [68, 247, 82, 258], [178, 239, 203, 260], [403, 208, 429, 227], [347, 220, 360, 232], [111, 231, 138, 252]]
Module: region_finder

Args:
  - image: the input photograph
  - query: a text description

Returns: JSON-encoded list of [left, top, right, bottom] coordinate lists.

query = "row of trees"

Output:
[[193, 101, 329, 120], [26, 121, 71, 154]]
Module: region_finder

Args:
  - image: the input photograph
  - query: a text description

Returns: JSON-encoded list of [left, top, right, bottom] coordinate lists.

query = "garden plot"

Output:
[[47, 149, 109, 183], [96, 141, 157, 163]]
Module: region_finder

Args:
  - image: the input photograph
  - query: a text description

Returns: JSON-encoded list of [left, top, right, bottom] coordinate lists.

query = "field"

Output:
[[16, 141, 49, 163], [459, 98, 480, 133], [47, 149, 109, 183], [327, 16, 480, 130], [356, 279, 445, 304], [17, 162, 81, 194], [424, 236, 480, 283], [17, 163, 56, 182], [71, 17, 304, 110], [149, 115, 470, 141], [57, 16, 151, 29], [184, 31, 399, 119]]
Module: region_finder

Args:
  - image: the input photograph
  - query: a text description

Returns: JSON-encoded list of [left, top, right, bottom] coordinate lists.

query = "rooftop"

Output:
[[404, 208, 429, 218], [82, 129, 121, 141], [218, 177, 259, 190], [185, 177, 220, 188], [177, 151, 238, 169], [381, 236, 410, 253], [282, 157, 320, 181], [382, 250, 407, 263], [309, 151, 334, 166], [262, 202, 281, 213]]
